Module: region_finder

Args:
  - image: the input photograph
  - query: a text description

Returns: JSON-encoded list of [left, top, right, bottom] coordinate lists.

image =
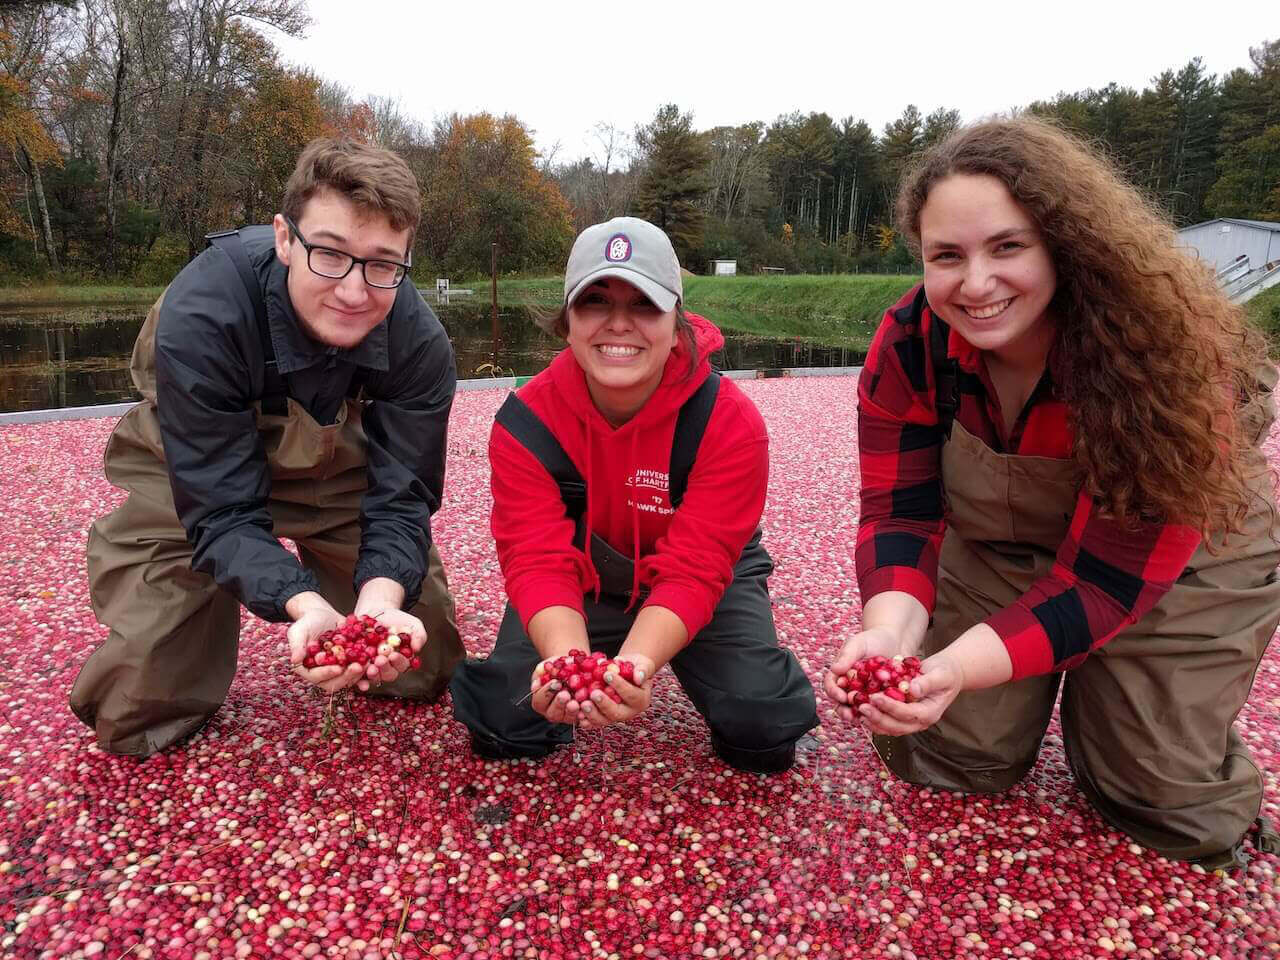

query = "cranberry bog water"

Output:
[[1, 377, 1277, 960]]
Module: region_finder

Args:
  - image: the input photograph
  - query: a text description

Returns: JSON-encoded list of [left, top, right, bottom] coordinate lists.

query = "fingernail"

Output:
[[591, 691, 602, 702], [549, 681, 561, 691], [604, 672, 616, 684], [582, 702, 593, 714], [634, 670, 646, 683]]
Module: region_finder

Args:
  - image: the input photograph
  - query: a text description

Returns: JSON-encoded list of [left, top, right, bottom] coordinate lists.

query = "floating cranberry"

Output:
[[7, 378, 1277, 960]]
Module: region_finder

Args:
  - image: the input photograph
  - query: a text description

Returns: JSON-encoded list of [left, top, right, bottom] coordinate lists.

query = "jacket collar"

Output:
[[262, 254, 390, 374], [944, 316, 1063, 388]]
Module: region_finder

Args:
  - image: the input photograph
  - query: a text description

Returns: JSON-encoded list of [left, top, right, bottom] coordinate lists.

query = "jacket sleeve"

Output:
[[154, 248, 320, 622], [983, 491, 1201, 678], [489, 418, 592, 628], [356, 288, 456, 608], [854, 298, 947, 614], [639, 387, 770, 640]]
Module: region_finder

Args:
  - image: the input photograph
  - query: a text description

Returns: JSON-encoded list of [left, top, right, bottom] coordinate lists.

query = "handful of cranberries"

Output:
[[836, 654, 923, 711], [535, 649, 636, 704], [302, 614, 421, 674]]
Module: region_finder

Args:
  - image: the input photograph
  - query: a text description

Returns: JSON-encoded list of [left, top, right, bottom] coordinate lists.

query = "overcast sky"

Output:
[[267, 1, 1276, 164]]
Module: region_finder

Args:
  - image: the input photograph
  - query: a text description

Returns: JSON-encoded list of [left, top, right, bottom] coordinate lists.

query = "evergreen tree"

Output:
[[880, 105, 924, 199], [1208, 39, 1280, 220], [1130, 60, 1219, 223], [832, 117, 883, 250], [921, 107, 961, 150], [633, 104, 711, 266]]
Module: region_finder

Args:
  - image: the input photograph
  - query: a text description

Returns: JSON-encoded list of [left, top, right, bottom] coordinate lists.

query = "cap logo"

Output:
[[605, 234, 632, 263]]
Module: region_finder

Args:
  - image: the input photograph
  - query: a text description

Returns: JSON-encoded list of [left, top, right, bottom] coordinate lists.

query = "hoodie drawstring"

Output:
[[625, 428, 643, 613]]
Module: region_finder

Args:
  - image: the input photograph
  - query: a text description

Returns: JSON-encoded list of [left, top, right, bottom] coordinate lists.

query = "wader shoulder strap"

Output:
[[669, 371, 721, 507], [494, 372, 725, 522], [206, 229, 289, 416], [495, 393, 587, 521], [928, 311, 959, 440]]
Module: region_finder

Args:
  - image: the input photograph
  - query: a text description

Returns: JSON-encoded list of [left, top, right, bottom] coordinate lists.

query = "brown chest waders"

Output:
[[69, 238, 462, 757], [873, 357, 1280, 868]]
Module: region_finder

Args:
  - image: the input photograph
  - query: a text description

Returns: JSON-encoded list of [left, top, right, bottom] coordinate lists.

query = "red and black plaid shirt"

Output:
[[856, 285, 1201, 679]]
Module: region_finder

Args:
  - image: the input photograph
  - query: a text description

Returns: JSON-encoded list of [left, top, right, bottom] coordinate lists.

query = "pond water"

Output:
[[0, 299, 866, 414]]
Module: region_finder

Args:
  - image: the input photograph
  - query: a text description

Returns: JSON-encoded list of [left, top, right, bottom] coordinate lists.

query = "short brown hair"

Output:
[[282, 137, 421, 242]]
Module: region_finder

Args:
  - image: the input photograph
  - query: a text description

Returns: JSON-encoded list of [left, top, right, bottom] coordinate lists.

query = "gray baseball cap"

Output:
[[563, 216, 683, 312]]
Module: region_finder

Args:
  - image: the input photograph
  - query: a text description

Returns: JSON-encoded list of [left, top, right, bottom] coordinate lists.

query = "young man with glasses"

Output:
[[70, 138, 463, 757]]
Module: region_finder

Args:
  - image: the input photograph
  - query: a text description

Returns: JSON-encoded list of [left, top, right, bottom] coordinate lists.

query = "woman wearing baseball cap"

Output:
[[451, 216, 818, 772]]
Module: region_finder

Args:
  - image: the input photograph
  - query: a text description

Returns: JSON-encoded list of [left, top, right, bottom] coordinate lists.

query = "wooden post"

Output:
[[491, 241, 499, 365]]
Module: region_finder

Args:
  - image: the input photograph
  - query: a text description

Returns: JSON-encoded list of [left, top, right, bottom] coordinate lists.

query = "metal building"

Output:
[[1177, 218, 1280, 304]]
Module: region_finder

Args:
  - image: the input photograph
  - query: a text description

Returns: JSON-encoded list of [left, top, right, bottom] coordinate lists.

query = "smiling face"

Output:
[[919, 173, 1057, 367], [272, 189, 411, 350], [566, 276, 678, 426]]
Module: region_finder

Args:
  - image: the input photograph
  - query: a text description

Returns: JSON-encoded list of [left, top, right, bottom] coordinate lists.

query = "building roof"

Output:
[[1179, 217, 1280, 233]]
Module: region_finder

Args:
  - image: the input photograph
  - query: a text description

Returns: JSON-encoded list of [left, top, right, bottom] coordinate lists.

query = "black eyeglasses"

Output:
[[284, 216, 410, 289]]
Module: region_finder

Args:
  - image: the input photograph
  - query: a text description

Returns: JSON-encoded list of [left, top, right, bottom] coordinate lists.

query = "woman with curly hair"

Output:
[[824, 116, 1280, 869]]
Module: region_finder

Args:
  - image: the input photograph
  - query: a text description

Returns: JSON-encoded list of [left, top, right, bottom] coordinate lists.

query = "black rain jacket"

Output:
[[152, 225, 456, 622]]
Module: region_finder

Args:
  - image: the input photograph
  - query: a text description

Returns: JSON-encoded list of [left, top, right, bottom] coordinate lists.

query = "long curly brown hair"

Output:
[[896, 115, 1271, 539]]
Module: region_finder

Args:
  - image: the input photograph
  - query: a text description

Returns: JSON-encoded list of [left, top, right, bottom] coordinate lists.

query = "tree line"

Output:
[[1, 1, 1277, 283]]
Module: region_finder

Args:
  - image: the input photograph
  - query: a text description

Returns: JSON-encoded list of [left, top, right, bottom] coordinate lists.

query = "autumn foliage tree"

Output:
[[0, 52, 60, 238], [413, 112, 573, 277], [234, 61, 328, 224], [1, 14, 68, 270], [0, 6, 1277, 283]]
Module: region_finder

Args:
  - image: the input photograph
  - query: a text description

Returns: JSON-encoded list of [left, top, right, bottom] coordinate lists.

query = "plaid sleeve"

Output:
[[854, 289, 946, 613], [985, 490, 1201, 678]]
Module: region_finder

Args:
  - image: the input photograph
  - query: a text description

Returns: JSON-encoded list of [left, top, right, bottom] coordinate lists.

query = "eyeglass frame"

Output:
[[283, 215, 412, 289]]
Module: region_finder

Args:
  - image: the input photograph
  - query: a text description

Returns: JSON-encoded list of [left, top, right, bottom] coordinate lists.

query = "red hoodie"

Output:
[[489, 312, 769, 642]]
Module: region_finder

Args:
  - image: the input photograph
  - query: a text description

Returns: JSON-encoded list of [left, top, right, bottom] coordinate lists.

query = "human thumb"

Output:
[[910, 654, 954, 700]]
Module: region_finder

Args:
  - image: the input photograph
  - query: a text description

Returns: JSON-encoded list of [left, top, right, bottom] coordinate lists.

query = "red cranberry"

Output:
[[535, 650, 634, 705], [301, 614, 411, 673], [836, 655, 923, 711]]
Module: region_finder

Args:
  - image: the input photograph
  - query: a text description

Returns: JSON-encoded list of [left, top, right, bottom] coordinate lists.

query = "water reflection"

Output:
[[0, 300, 866, 414], [0, 307, 143, 413]]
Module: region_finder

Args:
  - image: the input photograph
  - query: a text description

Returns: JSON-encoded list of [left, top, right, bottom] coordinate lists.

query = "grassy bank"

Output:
[[0, 285, 164, 306], [686, 274, 916, 345], [0, 274, 919, 347], [8, 276, 1279, 358], [494, 273, 921, 347], [1245, 283, 1280, 347], [496, 273, 919, 313]]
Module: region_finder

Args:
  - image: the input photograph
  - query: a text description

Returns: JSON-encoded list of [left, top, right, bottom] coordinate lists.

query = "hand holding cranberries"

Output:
[[302, 614, 419, 674], [834, 654, 923, 712], [290, 612, 421, 693], [530, 649, 652, 727], [534, 649, 632, 704]]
